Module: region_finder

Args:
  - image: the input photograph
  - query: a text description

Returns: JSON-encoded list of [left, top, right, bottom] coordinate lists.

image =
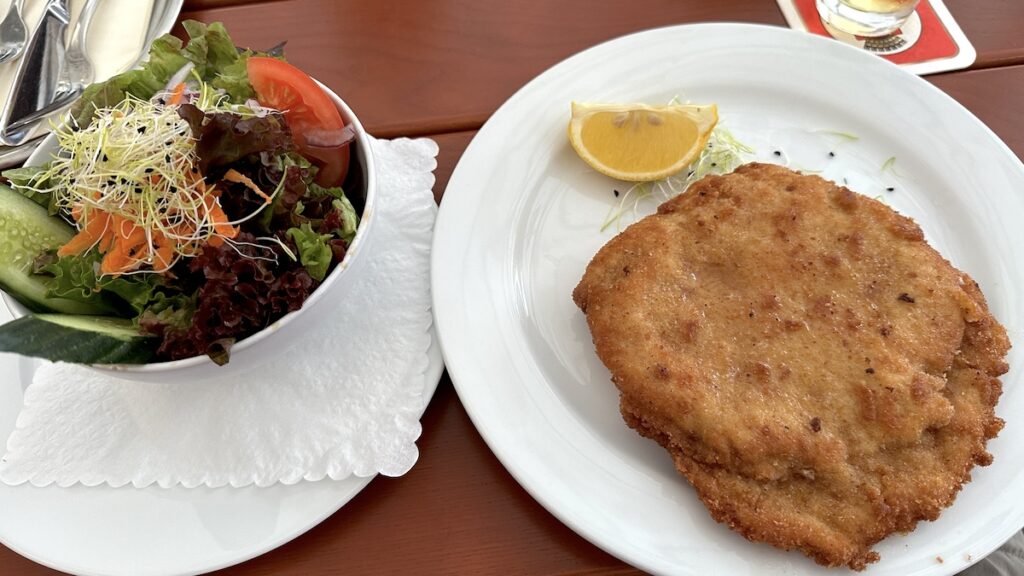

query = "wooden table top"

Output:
[[3, 1, 1023, 575]]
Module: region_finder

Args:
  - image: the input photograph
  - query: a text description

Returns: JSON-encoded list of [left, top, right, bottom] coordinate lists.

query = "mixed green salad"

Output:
[[0, 22, 361, 365]]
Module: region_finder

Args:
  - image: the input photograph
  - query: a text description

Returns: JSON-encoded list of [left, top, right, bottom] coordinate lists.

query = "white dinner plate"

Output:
[[432, 23, 1024, 576], [0, 307, 444, 576]]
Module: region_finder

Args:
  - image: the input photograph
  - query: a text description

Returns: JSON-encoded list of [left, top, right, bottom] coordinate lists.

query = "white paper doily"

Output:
[[0, 137, 440, 488]]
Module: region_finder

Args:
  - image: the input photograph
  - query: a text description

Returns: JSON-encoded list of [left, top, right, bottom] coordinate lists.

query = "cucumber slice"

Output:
[[0, 264, 113, 315], [0, 314, 154, 364], [0, 183, 111, 315]]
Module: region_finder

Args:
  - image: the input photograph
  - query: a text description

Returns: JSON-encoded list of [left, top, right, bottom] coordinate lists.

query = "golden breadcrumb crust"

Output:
[[573, 163, 1009, 570]]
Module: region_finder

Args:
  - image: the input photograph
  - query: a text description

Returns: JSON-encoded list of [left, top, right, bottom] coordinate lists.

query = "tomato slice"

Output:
[[246, 57, 350, 187]]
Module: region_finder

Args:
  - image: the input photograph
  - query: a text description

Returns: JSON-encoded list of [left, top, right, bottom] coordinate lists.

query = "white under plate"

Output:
[[432, 23, 1024, 576], [0, 313, 443, 576]]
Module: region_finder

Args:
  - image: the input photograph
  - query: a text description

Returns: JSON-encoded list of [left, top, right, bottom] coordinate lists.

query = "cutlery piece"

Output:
[[0, 0, 183, 149], [0, 133, 41, 168], [0, 0, 26, 64], [0, 0, 71, 146], [53, 0, 98, 99], [3, 89, 78, 134]]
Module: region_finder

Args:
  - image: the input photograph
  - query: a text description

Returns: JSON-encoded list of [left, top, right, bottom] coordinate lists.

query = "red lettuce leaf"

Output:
[[177, 104, 293, 175]]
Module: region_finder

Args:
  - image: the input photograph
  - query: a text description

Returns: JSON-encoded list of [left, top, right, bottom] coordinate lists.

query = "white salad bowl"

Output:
[[2, 82, 377, 383]]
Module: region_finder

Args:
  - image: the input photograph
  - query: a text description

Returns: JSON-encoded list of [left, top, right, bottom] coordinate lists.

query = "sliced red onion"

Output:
[[303, 124, 356, 148], [244, 98, 278, 118], [165, 62, 195, 93]]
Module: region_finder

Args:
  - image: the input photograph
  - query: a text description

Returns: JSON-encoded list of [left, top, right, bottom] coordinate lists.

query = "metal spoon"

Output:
[[0, 0, 26, 64]]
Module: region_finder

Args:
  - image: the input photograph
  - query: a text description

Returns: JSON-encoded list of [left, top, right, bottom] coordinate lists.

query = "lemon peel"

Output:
[[568, 102, 718, 182]]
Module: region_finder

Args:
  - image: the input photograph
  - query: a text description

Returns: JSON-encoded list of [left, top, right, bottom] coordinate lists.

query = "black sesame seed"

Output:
[[886, 186, 895, 192], [773, 150, 782, 157], [613, 189, 620, 197], [865, 367, 875, 374], [102, 154, 108, 162], [145, 168, 153, 174], [711, 162, 717, 167], [137, 126, 146, 134], [164, 155, 171, 163], [828, 151, 835, 158]]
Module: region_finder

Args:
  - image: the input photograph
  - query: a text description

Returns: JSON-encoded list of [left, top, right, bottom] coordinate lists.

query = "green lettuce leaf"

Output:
[[2, 165, 58, 212], [307, 183, 358, 243], [333, 197, 358, 243], [39, 250, 114, 310], [71, 20, 259, 127], [71, 33, 188, 126], [137, 291, 196, 332], [307, 181, 344, 201], [181, 21, 237, 78], [211, 55, 255, 102], [286, 223, 332, 281], [40, 250, 193, 321], [181, 21, 256, 102]]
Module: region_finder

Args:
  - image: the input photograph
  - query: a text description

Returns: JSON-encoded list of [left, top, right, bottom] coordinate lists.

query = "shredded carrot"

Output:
[[168, 83, 186, 106], [113, 216, 147, 248], [58, 210, 111, 257], [57, 159, 240, 275], [223, 168, 272, 203], [98, 216, 149, 275], [100, 250, 138, 275], [151, 232, 175, 271], [204, 195, 238, 240]]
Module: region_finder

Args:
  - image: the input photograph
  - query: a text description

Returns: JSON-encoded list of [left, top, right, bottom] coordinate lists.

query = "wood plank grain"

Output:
[[176, 0, 788, 138], [177, 0, 1024, 138], [929, 64, 1024, 159], [3, 65, 1023, 576], [945, 0, 1024, 70], [183, 0, 270, 10], [430, 131, 473, 203], [3, 7, 1024, 576], [0, 547, 53, 574], [179, 0, 1024, 73]]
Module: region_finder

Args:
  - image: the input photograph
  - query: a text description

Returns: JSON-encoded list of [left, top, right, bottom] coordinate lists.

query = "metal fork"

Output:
[[54, 0, 99, 99], [0, 0, 26, 64]]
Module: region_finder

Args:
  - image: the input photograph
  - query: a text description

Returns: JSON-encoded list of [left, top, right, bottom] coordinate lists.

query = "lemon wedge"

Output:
[[568, 102, 718, 182]]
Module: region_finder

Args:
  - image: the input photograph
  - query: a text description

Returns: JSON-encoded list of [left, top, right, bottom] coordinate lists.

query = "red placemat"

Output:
[[777, 0, 975, 74]]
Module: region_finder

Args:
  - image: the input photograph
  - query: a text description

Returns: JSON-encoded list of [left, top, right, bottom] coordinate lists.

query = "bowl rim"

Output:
[[3, 81, 377, 374]]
